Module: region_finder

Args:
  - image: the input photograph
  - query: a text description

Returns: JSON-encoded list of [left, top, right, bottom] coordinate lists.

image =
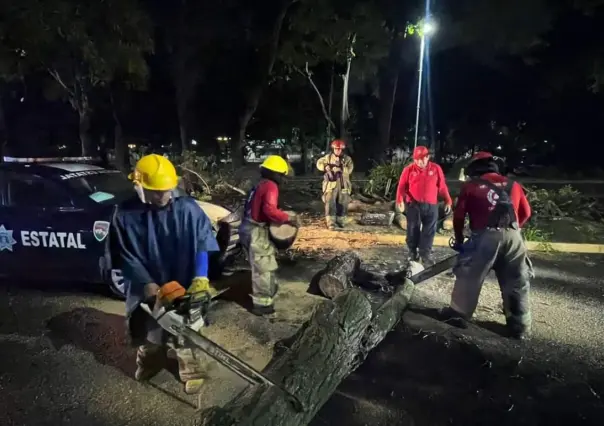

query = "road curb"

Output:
[[296, 228, 604, 254], [431, 236, 604, 254]]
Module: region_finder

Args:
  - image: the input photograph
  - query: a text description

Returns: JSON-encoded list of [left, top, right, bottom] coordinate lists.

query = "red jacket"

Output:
[[453, 173, 531, 242], [396, 162, 452, 206], [248, 179, 289, 224]]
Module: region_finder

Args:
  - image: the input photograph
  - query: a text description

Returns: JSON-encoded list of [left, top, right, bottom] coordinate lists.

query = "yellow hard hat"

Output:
[[128, 154, 178, 191], [260, 155, 289, 175]]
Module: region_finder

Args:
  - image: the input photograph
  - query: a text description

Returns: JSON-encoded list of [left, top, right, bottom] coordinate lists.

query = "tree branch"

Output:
[[295, 63, 337, 132], [47, 68, 75, 98], [180, 166, 213, 194]]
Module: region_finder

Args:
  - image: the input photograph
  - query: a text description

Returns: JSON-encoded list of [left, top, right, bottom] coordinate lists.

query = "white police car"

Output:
[[0, 157, 240, 298]]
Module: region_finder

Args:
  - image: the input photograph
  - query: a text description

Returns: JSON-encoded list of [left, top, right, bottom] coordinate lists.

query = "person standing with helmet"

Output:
[[316, 139, 354, 229], [239, 155, 300, 317], [396, 146, 452, 265], [442, 151, 533, 340], [113, 154, 220, 394]]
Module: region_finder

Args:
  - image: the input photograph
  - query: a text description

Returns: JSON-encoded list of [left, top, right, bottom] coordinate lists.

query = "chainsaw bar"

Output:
[[408, 254, 459, 285], [385, 253, 458, 287]]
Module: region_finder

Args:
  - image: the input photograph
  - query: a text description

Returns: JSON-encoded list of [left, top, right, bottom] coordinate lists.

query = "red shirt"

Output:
[[396, 162, 452, 206], [453, 173, 531, 242], [249, 179, 289, 224]]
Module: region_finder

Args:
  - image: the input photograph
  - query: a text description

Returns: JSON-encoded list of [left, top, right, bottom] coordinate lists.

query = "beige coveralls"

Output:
[[245, 221, 279, 308], [316, 153, 354, 228]]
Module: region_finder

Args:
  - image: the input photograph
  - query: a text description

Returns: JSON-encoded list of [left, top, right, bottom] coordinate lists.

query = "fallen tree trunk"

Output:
[[199, 280, 416, 426], [317, 251, 361, 299]]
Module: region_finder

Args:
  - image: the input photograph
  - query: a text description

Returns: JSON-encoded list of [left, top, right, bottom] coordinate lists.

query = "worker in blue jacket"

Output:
[[113, 154, 220, 395]]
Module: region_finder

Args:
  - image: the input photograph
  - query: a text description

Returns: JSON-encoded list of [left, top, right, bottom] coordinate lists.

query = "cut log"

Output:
[[316, 252, 361, 299], [358, 212, 395, 226], [198, 280, 416, 426], [394, 214, 407, 230]]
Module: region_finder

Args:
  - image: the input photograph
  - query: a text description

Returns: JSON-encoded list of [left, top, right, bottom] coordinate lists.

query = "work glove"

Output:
[[188, 277, 212, 300], [444, 204, 452, 215], [397, 202, 405, 214], [287, 213, 302, 228], [449, 236, 465, 253]]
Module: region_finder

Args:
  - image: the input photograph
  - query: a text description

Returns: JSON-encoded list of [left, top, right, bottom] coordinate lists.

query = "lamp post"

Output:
[[413, 20, 436, 150]]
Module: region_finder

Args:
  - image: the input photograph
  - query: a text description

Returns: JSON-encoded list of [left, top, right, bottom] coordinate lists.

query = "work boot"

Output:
[[336, 216, 347, 228], [251, 304, 276, 317], [135, 345, 167, 382], [506, 319, 530, 341], [325, 216, 336, 230], [176, 348, 208, 394], [407, 248, 419, 263], [438, 307, 468, 329], [420, 254, 435, 267], [185, 378, 206, 395]]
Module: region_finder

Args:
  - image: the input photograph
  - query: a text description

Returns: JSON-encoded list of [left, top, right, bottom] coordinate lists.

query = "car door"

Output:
[[5, 173, 96, 281], [0, 170, 25, 277]]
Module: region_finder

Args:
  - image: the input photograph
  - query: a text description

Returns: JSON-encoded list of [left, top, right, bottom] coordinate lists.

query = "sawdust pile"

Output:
[[292, 221, 404, 254]]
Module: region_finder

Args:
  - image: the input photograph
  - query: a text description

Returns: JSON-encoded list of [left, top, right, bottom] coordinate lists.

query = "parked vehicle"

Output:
[[0, 158, 241, 298]]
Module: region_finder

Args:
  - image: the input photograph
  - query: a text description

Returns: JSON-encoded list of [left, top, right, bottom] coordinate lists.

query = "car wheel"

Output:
[[108, 268, 126, 299]]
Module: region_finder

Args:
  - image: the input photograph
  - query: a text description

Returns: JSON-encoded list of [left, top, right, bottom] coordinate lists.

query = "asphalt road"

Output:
[[1, 248, 604, 426]]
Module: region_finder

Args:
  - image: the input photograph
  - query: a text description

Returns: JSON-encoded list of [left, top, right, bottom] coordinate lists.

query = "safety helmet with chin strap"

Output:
[[331, 139, 346, 150], [260, 155, 289, 175], [129, 154, 179, 191]]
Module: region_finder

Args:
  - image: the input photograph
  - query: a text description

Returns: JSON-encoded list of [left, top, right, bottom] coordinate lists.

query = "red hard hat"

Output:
[[331, 139, 346, 149], [471, 151, 493, 161], [413, 146, 430, 160]]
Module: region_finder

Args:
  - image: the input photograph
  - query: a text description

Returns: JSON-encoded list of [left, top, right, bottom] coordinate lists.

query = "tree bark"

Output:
[[326, 63, 335, 151], [79, 109, 93, 157], [340, 34, 355, 142], [358, 212, 395, 227], [199, 280, 415, 426], [300, 134, 308, 174], [376, 35, 404, 163], [231, 1, 294, 167], [317, 252, 361, 299], [110, 90, 128, 171]]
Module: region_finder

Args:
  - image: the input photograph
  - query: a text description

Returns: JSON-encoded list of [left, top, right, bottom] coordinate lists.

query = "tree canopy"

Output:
[[0, 0, 603, 169]]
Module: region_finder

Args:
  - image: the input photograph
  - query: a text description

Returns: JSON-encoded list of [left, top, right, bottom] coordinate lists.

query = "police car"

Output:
[[0, 157, 241, 298]]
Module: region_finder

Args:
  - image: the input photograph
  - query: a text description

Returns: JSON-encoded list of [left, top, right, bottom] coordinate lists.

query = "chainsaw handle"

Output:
[[449, 236, 468, 251]]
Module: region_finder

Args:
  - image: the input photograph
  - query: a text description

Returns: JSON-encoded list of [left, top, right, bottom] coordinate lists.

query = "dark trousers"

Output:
[[405, 202, 438, 257]]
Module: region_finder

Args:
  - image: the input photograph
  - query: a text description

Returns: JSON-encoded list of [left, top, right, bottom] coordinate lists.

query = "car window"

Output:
[[0, 171, 5, 204], [8, 175, 73, 208], [63, 171, 136, 204]]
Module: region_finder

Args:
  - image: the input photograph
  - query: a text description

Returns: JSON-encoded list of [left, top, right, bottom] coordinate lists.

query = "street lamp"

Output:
[[413, 19, 437, 150]]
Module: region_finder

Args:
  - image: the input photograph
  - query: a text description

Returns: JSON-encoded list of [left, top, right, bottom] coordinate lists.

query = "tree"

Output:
[[220, 0, 299, 167], [146, 0, 218, 154], [279, 0, 389, 151], [1, 0, 153, 156], [0, 30, 18, 160]]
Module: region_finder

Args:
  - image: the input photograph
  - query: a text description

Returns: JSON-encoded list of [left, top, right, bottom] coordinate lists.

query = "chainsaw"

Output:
[[140, 293, 304, 412], [385, 236, 464, 286]]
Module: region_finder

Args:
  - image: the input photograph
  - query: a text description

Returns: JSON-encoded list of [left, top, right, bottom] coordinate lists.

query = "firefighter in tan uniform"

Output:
[[316, 139, 354, 229]]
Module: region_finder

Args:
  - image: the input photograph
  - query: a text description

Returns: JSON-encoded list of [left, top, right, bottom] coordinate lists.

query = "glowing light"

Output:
[[423, 21, 436, 35]]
